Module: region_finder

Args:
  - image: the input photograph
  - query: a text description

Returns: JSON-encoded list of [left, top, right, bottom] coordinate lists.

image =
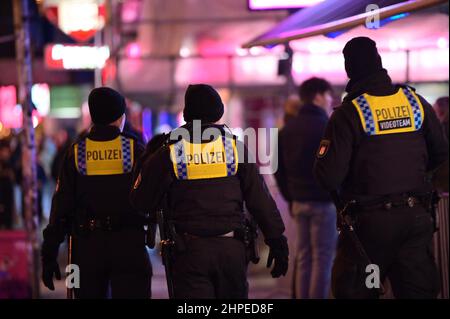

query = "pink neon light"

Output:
[[126, 43, 141, 59], [0, 85, 21, 129], [248, 0, 324, 10]]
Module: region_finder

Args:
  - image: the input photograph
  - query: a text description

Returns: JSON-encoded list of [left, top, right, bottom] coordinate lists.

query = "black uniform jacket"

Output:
[[44, 125, 145, 246], [130, 124, 285, 239], [314, 70, 449, 201]]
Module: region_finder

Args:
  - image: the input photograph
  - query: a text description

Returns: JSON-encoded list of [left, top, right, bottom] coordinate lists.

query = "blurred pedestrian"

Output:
[[282, 94, 301, 125], [275, 77, 337, 299], [51, 128, 72, 182], [432, 97, 449, 193], [0, 139, 15, 229], [433, 96, 449, 140]]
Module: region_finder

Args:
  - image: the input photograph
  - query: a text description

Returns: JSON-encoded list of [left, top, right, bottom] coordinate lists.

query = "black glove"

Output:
[[41, 226, 63, 291], [42, 259, 61, 291], [146, 223, 157, 249], [265, 235, 289, 278]]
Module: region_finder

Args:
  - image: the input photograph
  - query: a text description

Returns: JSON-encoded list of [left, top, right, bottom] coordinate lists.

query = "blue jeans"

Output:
[[292, 201, 338, 299]]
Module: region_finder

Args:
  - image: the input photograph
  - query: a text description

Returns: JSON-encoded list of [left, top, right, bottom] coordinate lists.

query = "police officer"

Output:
[[41, 87, 151, 298], [314, 37, 449, 299], [130, 84, 289, 299]]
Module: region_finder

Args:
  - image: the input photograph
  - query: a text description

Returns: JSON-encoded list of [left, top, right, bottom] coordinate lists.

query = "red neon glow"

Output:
[[126, 43, 141, 59], [102, 59, 117, 85], [248, 0, 324, 10], [44, 1, 105, 42]]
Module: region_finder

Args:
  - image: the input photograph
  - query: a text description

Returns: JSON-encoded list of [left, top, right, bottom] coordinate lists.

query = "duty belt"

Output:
[[182, 231, 235, 240], [77, 216, 114, 232], [77, 216, 143, 232], [355, 195, 424, 212]]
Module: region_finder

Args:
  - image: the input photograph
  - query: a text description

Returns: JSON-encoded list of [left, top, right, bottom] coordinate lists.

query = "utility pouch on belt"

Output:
[[235, 218, 260, 264], [427, 191, 440, 233], [170, 224, 186, 254], [146, 223, 157, 249], [246, 218, 260, 264]]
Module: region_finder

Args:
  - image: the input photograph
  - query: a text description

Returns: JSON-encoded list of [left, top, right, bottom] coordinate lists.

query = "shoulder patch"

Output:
[[317, 140, 330, 158]]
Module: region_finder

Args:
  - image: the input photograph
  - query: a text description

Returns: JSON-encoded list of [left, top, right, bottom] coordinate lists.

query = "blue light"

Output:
[[377, 12, 410, 28], [142, 109, 152, 142], [388, 13, 409, 21], [325, 29, 349, 38], [264, 43, 279, 49]]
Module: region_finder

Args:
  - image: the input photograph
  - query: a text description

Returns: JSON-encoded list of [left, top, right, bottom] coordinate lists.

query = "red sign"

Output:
[[43, 0, 106, 42], [45, 44, 110, 70]]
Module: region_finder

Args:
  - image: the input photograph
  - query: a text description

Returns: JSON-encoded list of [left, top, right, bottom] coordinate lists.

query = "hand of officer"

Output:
[[145, 223, 157, 249], [41, 233, 62, 291], [265, 235, 289, 278], [42, 259, 61, 291]]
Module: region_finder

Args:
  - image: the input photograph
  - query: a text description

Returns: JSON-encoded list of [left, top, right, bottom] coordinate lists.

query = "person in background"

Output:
[[282, 95, 301, 126], [433, 96, 449, 140], [9, 132, 47, 226], [432, 97, 449, 193], [0, 139, 15, 229], [275, 77, 337, 299], [51, 128, 73, 182]]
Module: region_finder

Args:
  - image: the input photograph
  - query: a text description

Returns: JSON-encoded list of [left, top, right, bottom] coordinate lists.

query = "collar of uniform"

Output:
[[344, 69, 395, 102], [298, 103, 328, 118], [88, 125, 121, 141]]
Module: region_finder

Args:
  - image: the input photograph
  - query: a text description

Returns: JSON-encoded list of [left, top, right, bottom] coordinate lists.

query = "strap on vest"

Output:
[[120, 136, 133, 173], [354, 95, 376, 135], [222, 135, 236, 177], [401, 87, 423, 130], [174, 141, 188, 180], [77, 139, 87, 175]]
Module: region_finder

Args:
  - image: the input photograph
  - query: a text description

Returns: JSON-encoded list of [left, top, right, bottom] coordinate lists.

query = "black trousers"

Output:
[[73, 228, 152, 299], [172, 237, 248, 299], [332, 205, 440, 299]]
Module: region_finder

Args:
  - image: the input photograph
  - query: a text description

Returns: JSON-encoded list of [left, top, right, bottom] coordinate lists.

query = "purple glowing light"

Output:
[[248, 0, 324, 10]]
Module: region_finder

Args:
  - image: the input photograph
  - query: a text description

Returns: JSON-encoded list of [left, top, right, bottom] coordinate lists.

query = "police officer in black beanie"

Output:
[[41, 87, 151, 298], [314, 37, 448, 298], [131, 84, 288, 299]]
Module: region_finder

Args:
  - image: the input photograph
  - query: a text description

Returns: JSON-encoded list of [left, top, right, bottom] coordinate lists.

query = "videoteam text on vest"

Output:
[[378, 117, 412, 131]]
